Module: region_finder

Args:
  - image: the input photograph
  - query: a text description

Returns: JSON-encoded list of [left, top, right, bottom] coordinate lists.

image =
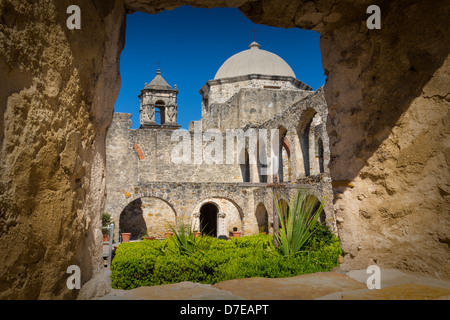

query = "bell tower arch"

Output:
[[138, 69, 181, 129]]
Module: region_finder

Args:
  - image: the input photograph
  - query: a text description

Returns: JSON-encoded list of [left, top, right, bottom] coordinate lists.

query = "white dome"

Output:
[[214, 42, 296, 80]]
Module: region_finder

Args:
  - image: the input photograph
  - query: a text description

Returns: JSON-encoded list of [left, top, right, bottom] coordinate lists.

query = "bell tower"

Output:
[[138, 69, 180, 129]]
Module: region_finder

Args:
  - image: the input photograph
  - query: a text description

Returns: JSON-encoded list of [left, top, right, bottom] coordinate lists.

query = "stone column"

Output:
[[166, 103, 177, 124], [217, 212, 226, 237], [192, 212, 201, 233]]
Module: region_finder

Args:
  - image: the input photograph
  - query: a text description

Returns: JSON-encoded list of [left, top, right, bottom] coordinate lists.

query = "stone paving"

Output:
[[97, 268, 450, 300]]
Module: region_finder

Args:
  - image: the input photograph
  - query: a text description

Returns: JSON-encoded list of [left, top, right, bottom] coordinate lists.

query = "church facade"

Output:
[[105, 42, 335, 240]]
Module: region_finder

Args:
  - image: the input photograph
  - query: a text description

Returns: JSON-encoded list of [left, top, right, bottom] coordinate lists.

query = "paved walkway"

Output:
[[97, 268, 450, 300]]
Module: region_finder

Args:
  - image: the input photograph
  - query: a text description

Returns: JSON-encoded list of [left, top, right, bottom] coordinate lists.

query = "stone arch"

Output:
[[297, 108, 318, 177], [119, 198, 147, 241], [192, 197, 243, 237], [117, 193, 177, 239], [255, 202, 269, 233], [117, 191, 177, 217], [277, 125, 288, 182], [154, 99, 166, 125]]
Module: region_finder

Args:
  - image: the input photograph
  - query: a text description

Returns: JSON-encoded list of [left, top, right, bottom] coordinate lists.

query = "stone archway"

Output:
[[297, 108, 317, 177], [117, 196, 177, 239], [193, 197, 243, 238], [119, 198, 147, 241]]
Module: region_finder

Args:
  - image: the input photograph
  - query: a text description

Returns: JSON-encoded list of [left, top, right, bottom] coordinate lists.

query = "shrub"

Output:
[[110, 233, 342, 290]]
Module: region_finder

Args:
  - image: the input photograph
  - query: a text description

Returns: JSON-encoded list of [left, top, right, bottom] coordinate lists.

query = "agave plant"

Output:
[[166, 218, 210, 256], [273, 188, 326, 257]]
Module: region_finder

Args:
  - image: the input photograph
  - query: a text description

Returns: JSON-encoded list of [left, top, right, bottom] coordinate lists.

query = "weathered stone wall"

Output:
[[201, 75, 310, 112], [0, 0, 126, 299], [1, 0, 448, 300], [108, 181, 327, 238], [105, 84, 334, 239], [119, 197, 176, 240], [256, 87, 335, 231], [202, 87, 311, 130]]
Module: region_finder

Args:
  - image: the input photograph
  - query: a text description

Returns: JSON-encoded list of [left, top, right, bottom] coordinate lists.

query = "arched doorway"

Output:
[[257, 138, 268, 183], [200, 203, 218, 237], [154, 100, 166, 125], [297, 108, 317, 177]]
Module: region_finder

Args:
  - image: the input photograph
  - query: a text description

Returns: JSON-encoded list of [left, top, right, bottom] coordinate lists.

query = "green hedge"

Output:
[[110, 233, 342, 290]]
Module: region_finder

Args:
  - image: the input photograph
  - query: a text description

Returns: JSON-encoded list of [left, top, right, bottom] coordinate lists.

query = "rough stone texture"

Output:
[[0, 0, 126, 299], [201, 86, 311, 130], [200, 75, 311, 122], [319, 1, 450, 278], [1, 0, 449, 299]]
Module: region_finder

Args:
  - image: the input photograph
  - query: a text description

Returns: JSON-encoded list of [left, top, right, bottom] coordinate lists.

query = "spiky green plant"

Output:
[[166, 218, 210, 256], [273, 188, 326, 257]]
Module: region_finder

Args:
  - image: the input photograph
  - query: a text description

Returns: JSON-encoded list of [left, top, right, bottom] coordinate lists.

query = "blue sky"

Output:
[[114, 6, 325, 129]]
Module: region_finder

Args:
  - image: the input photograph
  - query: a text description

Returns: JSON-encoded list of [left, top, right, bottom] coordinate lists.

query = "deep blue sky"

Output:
[[114, 6, 325, 129]]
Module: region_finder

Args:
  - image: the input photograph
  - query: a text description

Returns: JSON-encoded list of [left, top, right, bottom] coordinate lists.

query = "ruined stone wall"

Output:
[[108, 180, 327, 238], [203, 76, 309, 109], [105, 85, 334, 237], [256, 87, 335, 231], [105, 87, 328, 186], [202, 87, 311, 130]]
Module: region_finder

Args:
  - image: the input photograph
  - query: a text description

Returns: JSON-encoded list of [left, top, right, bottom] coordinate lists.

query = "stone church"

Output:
[[105, 41, 335, 240]]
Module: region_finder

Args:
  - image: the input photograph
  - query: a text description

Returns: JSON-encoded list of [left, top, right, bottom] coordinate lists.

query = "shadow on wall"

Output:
[[119, 198, 147, 240]]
